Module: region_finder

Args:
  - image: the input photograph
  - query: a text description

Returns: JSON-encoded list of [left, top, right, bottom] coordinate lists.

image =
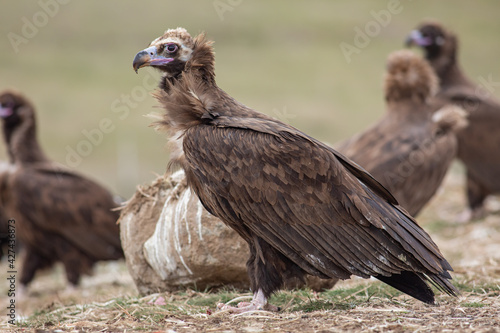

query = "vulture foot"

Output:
[[216, 301, 279, 313], [456, 207, 486, 223], [216, 289, 279, 313]]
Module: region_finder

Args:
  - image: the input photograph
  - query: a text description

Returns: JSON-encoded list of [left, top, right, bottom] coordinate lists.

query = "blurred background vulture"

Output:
[[133, 28, 457, 313], [337, 50, 467, 216], [0, 90, 123, 291], [406, 21, 500, 221]]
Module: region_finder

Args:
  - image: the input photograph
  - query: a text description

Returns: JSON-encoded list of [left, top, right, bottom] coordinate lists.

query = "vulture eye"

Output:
[[435, 36, 445, 46], [166, 44, 178, 53]]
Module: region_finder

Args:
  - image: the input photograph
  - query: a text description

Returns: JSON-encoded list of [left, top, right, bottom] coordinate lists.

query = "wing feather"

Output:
[[9, 164, 122, 260], [183, 119, 455, 293]]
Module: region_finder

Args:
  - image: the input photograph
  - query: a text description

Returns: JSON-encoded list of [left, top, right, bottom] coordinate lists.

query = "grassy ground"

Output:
[[1, 1, 500, 198]]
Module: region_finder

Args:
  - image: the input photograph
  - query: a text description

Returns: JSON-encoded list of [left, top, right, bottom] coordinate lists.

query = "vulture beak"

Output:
[[133, 46, 174, 73], [0, 105, 13, 118], [405, 30, 432, 47]]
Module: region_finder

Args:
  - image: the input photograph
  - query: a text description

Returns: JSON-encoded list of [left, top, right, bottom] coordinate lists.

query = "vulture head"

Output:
[[384, 50, 438, 104], [0, 90, 35, 136], [405, 22, 457, 64], [0, 90, 44, 164], [133, 27, 195, 77]]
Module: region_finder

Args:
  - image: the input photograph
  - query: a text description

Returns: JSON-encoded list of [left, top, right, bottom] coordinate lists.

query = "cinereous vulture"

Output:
[[407, 21, 500, 221], [133, 28, 457, 312], [338, 50, 467, 217], [0, 90, 123, 290]]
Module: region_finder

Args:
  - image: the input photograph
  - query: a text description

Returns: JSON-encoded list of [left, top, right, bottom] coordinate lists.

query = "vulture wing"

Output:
[[337, 116, 458, 216], [435, 89, 500, 191], [182, 115, 456, 301], [10, 164, 122, 260], [337, 118, 426, 175]]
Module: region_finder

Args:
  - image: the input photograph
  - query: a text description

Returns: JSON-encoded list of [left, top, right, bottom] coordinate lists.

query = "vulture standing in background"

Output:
[[133, 28, 457, 312], [0, 91, 123, 290], [338, 50, 467, 216], [406, 21, 500, 221]]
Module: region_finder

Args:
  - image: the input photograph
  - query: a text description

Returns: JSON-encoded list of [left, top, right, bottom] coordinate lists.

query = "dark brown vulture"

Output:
[[406, 21, 500, 221], [0, 90, 123, 290], [337, 50, 467, 216], [133, 28, 457, 312]]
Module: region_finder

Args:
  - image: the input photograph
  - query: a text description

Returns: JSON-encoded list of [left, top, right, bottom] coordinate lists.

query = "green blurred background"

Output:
[[1, 1, 499, 199]]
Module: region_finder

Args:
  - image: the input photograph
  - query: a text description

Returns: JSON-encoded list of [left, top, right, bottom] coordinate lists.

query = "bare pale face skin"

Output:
[[132, 28, 194, 77]]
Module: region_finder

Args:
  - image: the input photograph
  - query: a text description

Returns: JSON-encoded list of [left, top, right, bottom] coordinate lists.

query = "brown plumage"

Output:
[[133, 28, 457, 312], [0, 91, 123, 289], [337, 50, 467, 216], [407, 21, 500, 221]]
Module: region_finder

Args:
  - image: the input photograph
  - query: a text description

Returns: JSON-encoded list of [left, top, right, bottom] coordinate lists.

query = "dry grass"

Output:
[[1, 169, 500, 332], [4, 279, 500, 332], [3, 275, 499, 332]]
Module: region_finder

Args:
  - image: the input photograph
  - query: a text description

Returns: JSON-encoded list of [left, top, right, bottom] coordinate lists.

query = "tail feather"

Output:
[[376, 271, 436, 304], [427, 274, 459, 297]]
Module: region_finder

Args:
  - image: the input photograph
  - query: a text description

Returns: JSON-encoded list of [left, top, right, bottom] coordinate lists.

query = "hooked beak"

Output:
[[132, 46, 174, 73], [0, 105, 13, 118], [405, 30, 432, 47]]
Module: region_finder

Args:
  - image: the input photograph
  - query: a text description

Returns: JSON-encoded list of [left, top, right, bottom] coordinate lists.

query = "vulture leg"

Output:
[[62, 261, 82, 287], [218, 239, 297, 313], [458, 171, 488, 222], [59, 247, 93, 286], [20, 247, 53, 287]]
